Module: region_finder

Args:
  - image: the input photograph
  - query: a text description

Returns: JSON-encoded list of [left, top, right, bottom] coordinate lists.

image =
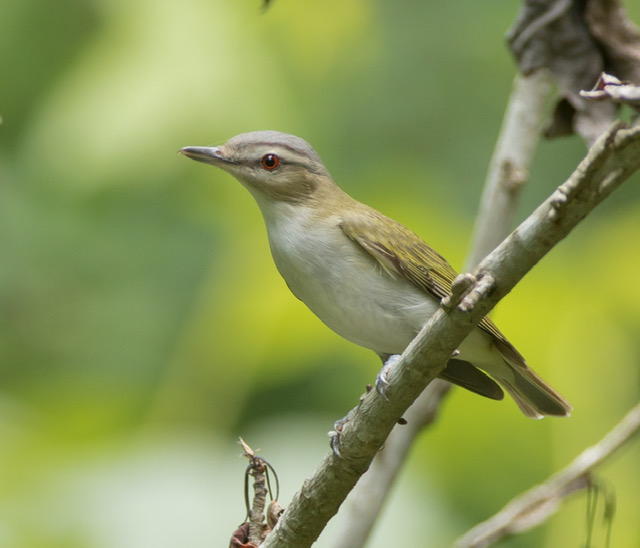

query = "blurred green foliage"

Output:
[[1, 1, 639, 546]]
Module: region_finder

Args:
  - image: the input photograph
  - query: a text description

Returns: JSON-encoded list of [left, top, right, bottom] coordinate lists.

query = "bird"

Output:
[[180, 131, 571, 419]]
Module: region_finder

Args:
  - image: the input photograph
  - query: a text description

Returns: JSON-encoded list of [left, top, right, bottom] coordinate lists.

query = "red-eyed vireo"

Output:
[[181, 131, 571, 419]]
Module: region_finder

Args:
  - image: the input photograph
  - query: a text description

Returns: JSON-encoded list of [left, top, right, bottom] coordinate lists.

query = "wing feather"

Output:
[[340, 208, 526, 366]]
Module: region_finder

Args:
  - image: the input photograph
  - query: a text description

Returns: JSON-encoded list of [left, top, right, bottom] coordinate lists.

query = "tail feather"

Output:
[[439, 359, 504, 401], [497, 362, 572, 419]]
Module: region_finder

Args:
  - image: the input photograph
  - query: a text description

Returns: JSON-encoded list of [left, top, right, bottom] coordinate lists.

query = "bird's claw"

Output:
[[375, 354, 401, 400], [330, 355, 403, 456], [375, 370, 390, 400], [329, 416, 350, 458]]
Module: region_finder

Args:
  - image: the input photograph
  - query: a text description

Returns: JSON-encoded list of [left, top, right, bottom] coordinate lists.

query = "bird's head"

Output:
[[181, 131, 334, 204]]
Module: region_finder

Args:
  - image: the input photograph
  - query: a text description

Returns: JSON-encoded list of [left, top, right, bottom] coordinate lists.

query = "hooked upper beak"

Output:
[[179, 146, 236, 166]]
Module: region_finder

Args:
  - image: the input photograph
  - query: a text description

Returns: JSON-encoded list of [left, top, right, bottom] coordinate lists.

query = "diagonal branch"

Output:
[[331, 379, 451, 548], [455, 402, 640, 548], [331, 68, 554, 548], [466, 69, 554, 269], [261, 122, 640, 548]]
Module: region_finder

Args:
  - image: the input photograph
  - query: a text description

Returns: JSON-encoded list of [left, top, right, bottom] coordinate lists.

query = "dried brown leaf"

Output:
[[580, 72, 640, 111], [508, 0, 640, 144]]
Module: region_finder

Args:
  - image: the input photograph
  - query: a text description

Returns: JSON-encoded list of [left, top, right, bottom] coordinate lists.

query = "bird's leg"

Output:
[[329, 384, 373, 457], [330, 356, 409, 456], [328, 409, 357, 458], [375, 353, 402, 400]]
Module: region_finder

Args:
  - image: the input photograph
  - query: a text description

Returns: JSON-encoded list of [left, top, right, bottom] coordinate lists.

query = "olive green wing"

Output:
[[340, 209, 457, 299], [340, 209, 526, 366]]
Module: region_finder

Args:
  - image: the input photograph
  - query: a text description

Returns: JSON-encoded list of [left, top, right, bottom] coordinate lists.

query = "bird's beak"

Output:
[[179, 146, 235, 166]]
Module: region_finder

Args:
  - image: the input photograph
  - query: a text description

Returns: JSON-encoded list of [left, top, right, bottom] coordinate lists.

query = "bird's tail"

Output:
[[496, 362, 572, 419]]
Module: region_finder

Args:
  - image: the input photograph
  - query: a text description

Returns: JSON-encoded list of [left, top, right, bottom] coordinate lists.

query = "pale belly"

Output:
[[263, 206, 498, 366], [267, 221, 439, 354], [285, 258, 437, 354]]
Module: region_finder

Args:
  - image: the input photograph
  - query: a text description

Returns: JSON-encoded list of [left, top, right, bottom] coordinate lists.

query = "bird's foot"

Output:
[[328, 413, 353, 458], [375, 354, 402, 400]]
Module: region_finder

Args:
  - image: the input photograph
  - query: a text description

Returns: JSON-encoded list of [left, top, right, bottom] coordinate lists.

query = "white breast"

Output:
[[259, 202, 439, 354]]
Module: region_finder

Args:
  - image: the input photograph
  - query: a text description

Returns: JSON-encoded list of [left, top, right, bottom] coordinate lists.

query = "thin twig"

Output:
[[467, 69, 554, 270], [239, 438, 269, 546], [261, 122, 640, 548], [455, 402, 640, 548]]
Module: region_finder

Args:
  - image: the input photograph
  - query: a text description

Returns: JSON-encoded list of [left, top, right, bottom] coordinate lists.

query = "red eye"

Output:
[[260, 153, 281, 170]]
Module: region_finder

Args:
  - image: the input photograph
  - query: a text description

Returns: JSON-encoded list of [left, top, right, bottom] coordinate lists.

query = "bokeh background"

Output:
[[2, 1, 640, 546]]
